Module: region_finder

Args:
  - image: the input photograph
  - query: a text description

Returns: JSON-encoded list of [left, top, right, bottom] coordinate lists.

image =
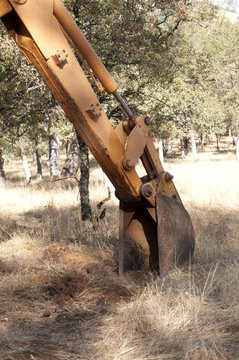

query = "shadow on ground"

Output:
[[0, 199, 239, 359]]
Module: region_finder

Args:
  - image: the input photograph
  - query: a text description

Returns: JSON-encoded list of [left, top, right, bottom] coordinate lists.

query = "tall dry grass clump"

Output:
[[0, 151, 238, 359]]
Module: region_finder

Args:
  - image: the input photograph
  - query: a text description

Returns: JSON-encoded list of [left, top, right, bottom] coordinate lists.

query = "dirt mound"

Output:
[[40, 245, 132, 304], [42, 245, 100, 270]]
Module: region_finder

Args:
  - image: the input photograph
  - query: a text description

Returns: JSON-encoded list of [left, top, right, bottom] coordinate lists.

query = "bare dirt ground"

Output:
[[0, 137, 238, 359]]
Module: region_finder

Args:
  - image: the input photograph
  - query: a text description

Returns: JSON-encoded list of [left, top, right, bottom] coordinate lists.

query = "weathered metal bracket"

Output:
[[86, 102, 103, 121], [52, 48, 69, 66], [122, 116, 150, 171]]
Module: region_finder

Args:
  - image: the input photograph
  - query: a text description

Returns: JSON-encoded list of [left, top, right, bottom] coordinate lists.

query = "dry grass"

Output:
[[0, 138, 238, 360]]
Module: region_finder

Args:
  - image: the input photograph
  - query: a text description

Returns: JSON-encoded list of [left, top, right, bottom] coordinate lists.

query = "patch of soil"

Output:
[[0, 245, 147, 360], [40, 245, 134, 304], [42, 245, 98, 269]]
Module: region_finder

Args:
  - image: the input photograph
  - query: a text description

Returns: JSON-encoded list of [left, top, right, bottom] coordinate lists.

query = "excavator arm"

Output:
[[0, 0, 194, 275]]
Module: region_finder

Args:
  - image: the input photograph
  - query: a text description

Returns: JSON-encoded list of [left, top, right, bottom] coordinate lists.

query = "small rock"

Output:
[[42, 310, 51, 317], [1, 317, 8, 322]]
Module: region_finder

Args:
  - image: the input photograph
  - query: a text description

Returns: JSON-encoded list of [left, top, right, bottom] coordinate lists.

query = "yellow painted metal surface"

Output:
[[0, 0, 12, 17], [122, 116, 149, 169], [8, 0, 60, 59], [53, 0, 118, 94]]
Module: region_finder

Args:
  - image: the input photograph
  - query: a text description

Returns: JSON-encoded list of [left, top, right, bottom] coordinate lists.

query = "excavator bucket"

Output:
[[119, 189, 195, 275]]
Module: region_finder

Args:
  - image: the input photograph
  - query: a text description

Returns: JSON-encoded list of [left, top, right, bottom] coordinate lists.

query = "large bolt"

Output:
[[123, 159, 133, 170], [144, 116, 151, 126], [140, 183, 153, 198], [165, 172, 174, 182]]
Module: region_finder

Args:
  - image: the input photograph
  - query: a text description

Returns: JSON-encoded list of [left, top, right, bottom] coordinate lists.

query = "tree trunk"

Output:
[[76, 134, 92, 221], [65, 139, 69, 156], [200, 132, 204, 151], [167, 141, 172, 153], [183, 136, 190, 154], [216, 134, 220, 152], [228, 126, 232, 137], [190, 123, 198, 160], [47, 115, 60, 178], [158, 139, 164, 167], [20, 146, 31, 184], [236, 137, 239, 161], [206, 133, 210, 144], [61, 134, 80, 176], [0, 149, 6, 188], [35, 138, 42, 180], [180, 138, 185, 161], [49, 134, 60, 178], [211, 131, 216, 142], [32, 152, 36, 163]]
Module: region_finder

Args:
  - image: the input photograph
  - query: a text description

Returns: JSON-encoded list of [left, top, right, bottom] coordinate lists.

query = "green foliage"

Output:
[[0, 24, 71, 157], [63, 0, 195, 123], [148, 2, 239, 139]]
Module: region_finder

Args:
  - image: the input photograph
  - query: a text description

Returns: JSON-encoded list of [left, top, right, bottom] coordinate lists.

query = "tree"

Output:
[[0, 149, 5, 188], [77, 135, 92, 221], [0, 23, 58, 178], [145, 2, 239, 159], [61, 132, 92, 222]]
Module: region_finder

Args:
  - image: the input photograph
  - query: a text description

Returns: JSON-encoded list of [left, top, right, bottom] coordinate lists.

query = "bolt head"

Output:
[[141, 183, 153, 198], [126, 160, 133, 169], [122, 158, 133, 170], [165, 172, 174, 182], [144, 116, 151, 126]]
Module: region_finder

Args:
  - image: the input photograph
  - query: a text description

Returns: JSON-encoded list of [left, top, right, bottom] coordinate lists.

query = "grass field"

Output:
[[0, 137, 238, 359]]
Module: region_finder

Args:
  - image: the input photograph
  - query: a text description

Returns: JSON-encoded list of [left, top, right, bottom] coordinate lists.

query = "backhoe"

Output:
[[0, 0, 194, 275]]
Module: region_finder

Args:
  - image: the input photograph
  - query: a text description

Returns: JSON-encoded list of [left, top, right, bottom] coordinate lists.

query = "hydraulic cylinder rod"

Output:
[[113, 90, 135, 121]]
